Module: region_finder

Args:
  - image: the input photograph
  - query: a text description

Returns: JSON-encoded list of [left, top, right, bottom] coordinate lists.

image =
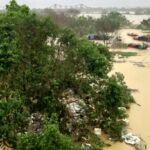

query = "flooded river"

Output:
[[107, 29, 150, 150]]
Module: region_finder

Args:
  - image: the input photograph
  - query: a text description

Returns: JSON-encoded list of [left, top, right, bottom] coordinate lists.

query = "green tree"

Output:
[[140, 18, 150, 30], [0, 92, 29, 145], [95, 73, 134, 139], [0, 0, 134, 149], [69, 16, 96, 36], [96, 12, 129, 33], [96, 12, 129, 43], [17, 116, 81, 150]]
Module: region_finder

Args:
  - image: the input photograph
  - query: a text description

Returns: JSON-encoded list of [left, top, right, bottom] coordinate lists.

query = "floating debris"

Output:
[[122, 133, 147, 150], [122, 133, 140, 145]]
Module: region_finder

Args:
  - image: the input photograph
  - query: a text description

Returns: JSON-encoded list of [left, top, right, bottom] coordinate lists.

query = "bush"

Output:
[[0, 92, 29, 145], [17, 118, 81, 150]]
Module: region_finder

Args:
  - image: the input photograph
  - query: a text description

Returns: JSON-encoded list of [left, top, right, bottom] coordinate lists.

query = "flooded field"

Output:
[[108, 29, 150, 150]]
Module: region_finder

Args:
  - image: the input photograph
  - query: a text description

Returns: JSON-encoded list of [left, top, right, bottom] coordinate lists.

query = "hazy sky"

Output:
[[0, 0, 150, 9]]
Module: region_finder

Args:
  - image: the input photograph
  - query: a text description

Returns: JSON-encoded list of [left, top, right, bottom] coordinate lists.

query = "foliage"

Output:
[[17, 116, 81, 150], [69, 16, 96, 36], [36, 9, 96, 37], [36, 10, 130, 38], [0, 14, 19, 73], [0, 0, 134, 149], [96, 12, 130, 34], [139, 18, 150, 30], [86, 133, 104, 150], [77, 40, 112, 77], [0, 92, 29, 145], [97, 73, 134, 139]]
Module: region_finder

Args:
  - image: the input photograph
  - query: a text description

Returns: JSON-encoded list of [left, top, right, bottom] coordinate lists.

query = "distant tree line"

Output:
[[34, 8, 130, 37]]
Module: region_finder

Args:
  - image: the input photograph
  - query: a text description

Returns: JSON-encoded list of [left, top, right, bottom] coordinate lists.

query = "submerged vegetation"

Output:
[[0, 0, 135, 149]]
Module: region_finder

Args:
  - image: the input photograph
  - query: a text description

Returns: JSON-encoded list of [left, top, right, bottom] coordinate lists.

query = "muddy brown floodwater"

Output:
[[105, 29, 150, 150]]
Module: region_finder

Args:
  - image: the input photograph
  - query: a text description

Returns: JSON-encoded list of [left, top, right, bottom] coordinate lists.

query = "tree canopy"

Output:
[[140, 18, 150, 30], [96, 12, 130, 34], [0, 1, 134, 149]]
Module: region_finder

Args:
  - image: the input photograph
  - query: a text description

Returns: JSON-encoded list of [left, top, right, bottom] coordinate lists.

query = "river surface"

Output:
[[80, 13, 150, 24], [106, 29, 150, 150]]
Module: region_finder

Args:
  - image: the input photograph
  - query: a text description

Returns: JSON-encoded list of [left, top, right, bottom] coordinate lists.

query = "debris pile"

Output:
[[60, 90, 86, 133], [122, 133, 147, 150], [122, 133, 140, 145]]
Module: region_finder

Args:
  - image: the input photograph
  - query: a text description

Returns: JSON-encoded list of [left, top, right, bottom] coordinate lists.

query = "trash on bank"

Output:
[[122, 133, 140, 145], [122, 132, 147, 150]]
